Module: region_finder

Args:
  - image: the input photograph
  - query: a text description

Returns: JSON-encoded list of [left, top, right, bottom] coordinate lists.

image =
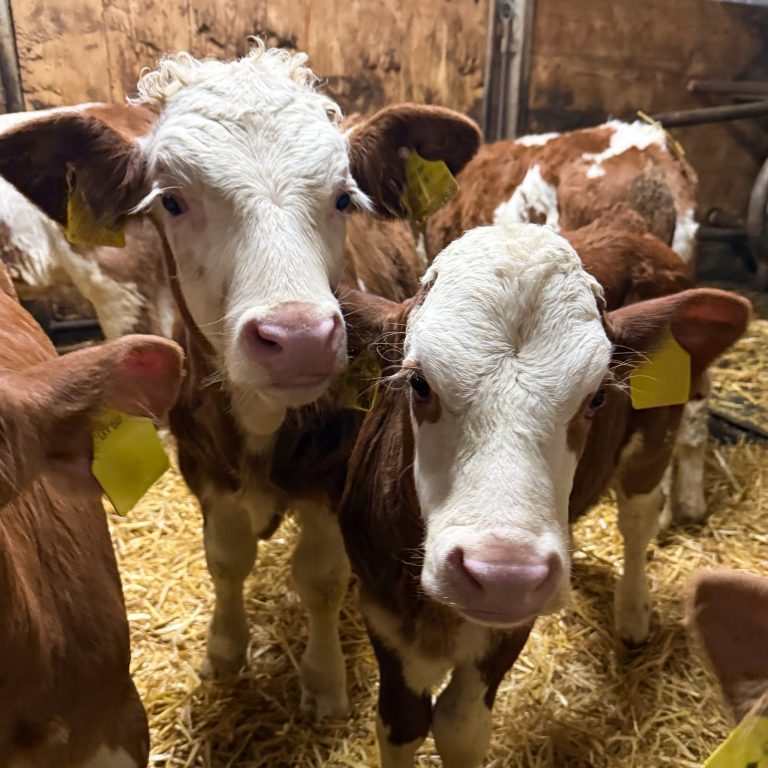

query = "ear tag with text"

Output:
[[400, 149, 459, 225], [338, 350, 381, 412], [92, 409, 170, 516], [66, 168, 126, 248], [630, 327, 690, 410], [703, 711, 768, 768]]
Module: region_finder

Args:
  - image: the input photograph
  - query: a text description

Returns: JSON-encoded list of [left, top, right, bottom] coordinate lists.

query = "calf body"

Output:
[[340, 223, 749, 767], [0, 270, 183, 767], [0, 43, 482, 718]]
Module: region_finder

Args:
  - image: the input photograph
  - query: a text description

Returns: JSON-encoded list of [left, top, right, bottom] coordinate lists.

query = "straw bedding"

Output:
[[109, 313, 767, 768]]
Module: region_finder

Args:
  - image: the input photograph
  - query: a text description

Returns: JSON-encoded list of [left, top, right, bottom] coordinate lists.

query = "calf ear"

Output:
[[348, 103, 482, 218], [0, 106, 151, 228], [686, 570, 768, 721], [605, 288, 751, 378], [0, 335, 183, 505]]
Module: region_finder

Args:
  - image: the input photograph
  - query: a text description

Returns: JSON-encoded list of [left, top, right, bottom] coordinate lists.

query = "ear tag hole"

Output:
[[65, 165, 126, 248], [92, 409, 170, 516], [630, 327, 691, 410], [338, 350, 381, 412], [400, 149, 459, 225]]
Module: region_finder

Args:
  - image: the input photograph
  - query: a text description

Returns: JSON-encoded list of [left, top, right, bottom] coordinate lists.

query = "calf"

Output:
[[0, 267, 183, 767], [0, 105, 174, 339], [0, 43, 482, 718], [424, 120, 710, 529], [340, 223, 749, 767]]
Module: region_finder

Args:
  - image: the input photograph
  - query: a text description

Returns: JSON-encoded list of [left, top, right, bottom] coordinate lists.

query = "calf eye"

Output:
[[409, 373, 432, 401], [161, 194, 186, 217], [335, 192, 352, 212], [586, 390, 606, 418]]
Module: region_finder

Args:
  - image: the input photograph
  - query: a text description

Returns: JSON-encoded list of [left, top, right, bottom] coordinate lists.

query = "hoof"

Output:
[[300, 685, 350, 721]]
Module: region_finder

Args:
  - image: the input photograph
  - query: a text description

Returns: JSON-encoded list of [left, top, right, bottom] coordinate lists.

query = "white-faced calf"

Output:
[[0, 43, 482, 718], [0, 269, 183, 768], [340, 223, 749, 768]]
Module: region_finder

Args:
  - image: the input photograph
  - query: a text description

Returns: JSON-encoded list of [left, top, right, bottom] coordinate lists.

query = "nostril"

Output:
[[244, 320, 285, 356], [447, 547, 484, 591]]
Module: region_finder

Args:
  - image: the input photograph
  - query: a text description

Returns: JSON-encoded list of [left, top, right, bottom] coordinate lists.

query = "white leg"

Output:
[[291, 500, 351, 719], [671, 396, 709, 524], [658, 463, 674, 531], [433, 664, 493, 768], [202, 495, 258, 676], [615, 484, 663, 645]]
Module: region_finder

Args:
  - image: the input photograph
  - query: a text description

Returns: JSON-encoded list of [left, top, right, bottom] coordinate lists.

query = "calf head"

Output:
[[0, 44, 480, 435], [345, 223, 749, 628], [0, 332, 184, 506]]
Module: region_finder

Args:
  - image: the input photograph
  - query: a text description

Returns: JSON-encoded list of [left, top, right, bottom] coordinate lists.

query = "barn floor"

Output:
[[110, 308, 768, 768]]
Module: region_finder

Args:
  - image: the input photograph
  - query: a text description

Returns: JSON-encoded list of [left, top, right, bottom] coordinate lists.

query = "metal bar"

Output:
[[688, 78, 768, 97], [0, 0, 22, 112], [652, 99, 768, 127]]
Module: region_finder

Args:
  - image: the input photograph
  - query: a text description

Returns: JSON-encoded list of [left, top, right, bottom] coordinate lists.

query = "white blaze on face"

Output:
[[133, 46, 367, 432], [492, 165, 560, 230], [404, 224, 611, 627]]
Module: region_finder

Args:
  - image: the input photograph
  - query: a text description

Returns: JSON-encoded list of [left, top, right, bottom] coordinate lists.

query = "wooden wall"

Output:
[[10, 0, 489, 120], [525, 0, 768, 219], [8, 0, 768, 219]]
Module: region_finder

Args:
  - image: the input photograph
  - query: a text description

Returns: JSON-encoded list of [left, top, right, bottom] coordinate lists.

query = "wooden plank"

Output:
[[102, 0, 192, 103], [0, 0, 23, 112], [11, 0, 111, 107], [188, 0, 267, 60], [265, 0, 490, 120]]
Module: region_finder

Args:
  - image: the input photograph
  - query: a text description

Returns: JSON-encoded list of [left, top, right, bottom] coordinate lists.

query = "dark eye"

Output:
[[335, 192, 352, 212], [409, 373, 432, 401], [161, 194, 185, 216], [586, 390, 606, 418]]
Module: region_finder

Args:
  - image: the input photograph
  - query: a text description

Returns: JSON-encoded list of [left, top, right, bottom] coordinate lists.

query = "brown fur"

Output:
[[425, 124, 696, 262], [687, 570, 768, 721], [0, 278, 183, 767]]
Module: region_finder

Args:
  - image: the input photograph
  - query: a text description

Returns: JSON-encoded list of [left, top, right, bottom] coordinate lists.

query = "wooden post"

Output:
[[0, 0, 23, 112]]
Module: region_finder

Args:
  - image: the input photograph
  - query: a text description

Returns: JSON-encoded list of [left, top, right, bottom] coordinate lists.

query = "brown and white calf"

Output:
[[0, 268, 183, 767], [424, 120, 711, 530], [339, 223, 749, 767], [0, 43, 482, 718], [0, 105, 174, 338]]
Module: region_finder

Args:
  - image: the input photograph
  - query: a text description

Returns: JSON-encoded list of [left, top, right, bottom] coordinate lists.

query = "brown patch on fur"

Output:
[[349, 103, 482, 219], [566, 394, 593, 455], [0, 262, 17, 300], [410, 389, 441, 425]]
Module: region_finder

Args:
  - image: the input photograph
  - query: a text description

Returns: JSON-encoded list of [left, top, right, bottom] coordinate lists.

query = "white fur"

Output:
[[79, 745, 138, 768], [514, 131, 558, 148], [581, 119, 668, 179], [134, 44, 367, 431], [0, 177, 144, 337], [492, 165, 560, 229], [671, 206, 699, 263], [405, 224, 611, 624]]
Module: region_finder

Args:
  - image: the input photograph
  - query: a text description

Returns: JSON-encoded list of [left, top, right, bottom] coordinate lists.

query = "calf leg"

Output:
[[370, 632, 433, 768], [615, 484, 663, 645], [433, 628, 531, 768], [670, 395, 709, 524], [202, 496, 258, 676], [291, 501, 351, 719]]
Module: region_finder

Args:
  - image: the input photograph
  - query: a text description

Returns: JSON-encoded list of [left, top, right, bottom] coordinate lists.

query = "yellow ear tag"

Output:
[[65, 170, 126, 248], [630, 328, 691, 410], [400, 149, 459, 225], [338, 350, 381, 412], [91, 409, 170, 516], [703, 712, 768, 768]]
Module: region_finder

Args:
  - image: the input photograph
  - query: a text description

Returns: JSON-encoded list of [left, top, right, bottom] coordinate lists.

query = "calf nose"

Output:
[[444, 544, 562, 625], [241, 303, 345, 387]]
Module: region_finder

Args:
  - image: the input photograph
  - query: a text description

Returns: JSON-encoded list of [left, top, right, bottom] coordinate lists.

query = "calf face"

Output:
[[345, 223, 749, 630], [0, 45, 480, 435]]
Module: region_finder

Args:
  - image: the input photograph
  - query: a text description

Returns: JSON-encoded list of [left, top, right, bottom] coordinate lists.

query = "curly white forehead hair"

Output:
[[131, 38, 343, 126]]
